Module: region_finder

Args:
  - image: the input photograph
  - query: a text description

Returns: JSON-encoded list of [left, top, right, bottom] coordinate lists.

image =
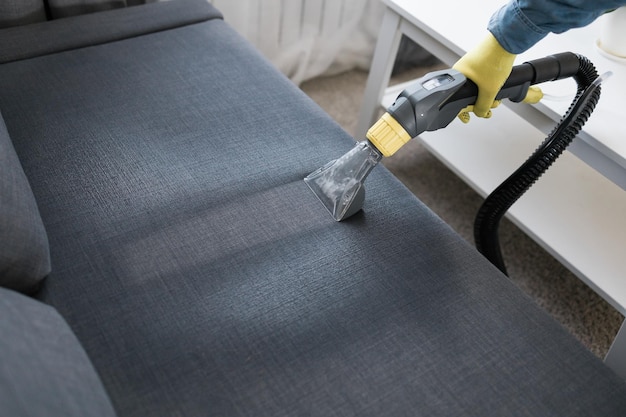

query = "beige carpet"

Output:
[[300, 67, 624, 359]]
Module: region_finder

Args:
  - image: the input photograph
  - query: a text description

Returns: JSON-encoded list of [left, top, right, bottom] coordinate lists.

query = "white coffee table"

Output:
[[356, 0, 626, 378]]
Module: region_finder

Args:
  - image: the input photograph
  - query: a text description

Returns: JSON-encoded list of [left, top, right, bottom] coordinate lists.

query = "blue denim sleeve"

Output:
[[488, 0, 626, 53]]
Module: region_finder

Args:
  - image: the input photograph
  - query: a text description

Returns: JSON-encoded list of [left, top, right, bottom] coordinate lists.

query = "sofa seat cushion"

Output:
[[0, 8, 625, 417], [0, 287, 118, 417], [0, 111, 50, 293]]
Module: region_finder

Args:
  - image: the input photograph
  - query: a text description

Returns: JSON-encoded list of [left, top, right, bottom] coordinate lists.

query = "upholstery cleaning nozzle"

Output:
[[304, 141, 382, 221]]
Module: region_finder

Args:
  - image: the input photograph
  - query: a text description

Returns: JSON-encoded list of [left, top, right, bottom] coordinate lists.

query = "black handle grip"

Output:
[[386, 52, 582, 139], [450, 52, 581, 105]]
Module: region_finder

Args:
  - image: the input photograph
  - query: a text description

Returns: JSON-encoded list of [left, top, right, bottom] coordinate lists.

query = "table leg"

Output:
[[355, 8, 402, 140], [605, 318, 626, 380]]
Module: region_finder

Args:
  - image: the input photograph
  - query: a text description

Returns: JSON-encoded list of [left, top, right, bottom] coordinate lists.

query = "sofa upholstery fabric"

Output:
[[0, 0, 46, 28], [0, 112, 50, 293], [0, 0, 222, 63], [1, 10, 626, 416], [0, 287, 118, 417]]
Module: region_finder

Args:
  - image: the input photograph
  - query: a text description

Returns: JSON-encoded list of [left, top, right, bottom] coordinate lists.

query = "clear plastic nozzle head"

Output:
[[304, 141, 382, 221]]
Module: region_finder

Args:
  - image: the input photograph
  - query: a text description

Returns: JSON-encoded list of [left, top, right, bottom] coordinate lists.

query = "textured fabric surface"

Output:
[[1, 16, 625, 417], [0, 287, 118, 417], [0, 0, 221, 63], [0, 0, 46, 28], [0, 112, 50, 293]]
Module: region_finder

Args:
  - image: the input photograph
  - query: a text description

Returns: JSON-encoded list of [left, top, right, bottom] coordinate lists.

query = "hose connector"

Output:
[[366, 112, 412, 157]]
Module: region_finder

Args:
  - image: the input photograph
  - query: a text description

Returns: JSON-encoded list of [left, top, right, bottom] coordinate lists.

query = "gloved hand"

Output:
[[456, 86, 543, 123], [453, 32, 516, 119]]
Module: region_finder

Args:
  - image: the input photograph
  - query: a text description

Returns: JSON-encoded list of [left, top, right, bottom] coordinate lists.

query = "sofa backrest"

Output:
[[0, 0, 221, 64], [0, 0, 154, 28], [46, 0, 152, 19], [0, 0, 47, 28]]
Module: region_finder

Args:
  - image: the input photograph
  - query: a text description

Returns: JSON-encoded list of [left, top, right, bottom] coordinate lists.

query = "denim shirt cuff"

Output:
[[487, 2, 548, 54]]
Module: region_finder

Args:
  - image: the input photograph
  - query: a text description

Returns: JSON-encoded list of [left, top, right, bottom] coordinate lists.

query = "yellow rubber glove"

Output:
[[453, 32, 517, 118], [522, 86, 544, 104], [457, 101, 501, 124], [456, 86, 543, 123]]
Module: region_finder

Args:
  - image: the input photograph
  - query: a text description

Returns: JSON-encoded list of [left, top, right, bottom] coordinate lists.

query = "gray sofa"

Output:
[[1, 1, 626, 416]]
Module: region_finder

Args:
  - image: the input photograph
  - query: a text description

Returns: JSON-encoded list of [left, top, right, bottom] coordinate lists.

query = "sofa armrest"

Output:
[[0, 288, 118, 417], [0, 111, 50, 294]]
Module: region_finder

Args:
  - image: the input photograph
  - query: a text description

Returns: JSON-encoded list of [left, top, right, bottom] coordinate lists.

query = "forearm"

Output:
[[489, 0, 626, 53]]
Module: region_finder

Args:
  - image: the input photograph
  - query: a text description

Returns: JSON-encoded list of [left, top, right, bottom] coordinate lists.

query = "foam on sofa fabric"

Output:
[[0, 112, 50, 294], [0, 0, 47, 28], [0, 287, 118, 417], [47, 0, 128, 19]]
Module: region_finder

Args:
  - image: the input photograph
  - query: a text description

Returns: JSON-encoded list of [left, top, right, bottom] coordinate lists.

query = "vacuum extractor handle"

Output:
[[368, 52, 584, 157], [436, 52, 582, 128]]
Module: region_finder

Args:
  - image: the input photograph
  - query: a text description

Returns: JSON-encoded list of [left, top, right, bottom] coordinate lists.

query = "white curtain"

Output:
[[209, 0, 386, 85]]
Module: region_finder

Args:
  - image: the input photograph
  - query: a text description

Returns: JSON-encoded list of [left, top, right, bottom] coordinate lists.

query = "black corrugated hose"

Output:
[[473, 54, 606, 275]]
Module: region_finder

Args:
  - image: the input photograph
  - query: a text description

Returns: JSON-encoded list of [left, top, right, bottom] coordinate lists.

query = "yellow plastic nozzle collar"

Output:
[[366, 112, 411, 157]]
